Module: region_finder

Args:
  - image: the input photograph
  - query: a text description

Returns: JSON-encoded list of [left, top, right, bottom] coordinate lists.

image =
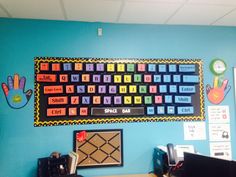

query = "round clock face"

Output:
[[210, 59, 227, 75]]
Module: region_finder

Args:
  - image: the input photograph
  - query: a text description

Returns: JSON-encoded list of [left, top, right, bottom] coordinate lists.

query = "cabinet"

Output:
[[38, 155, 80, 177]]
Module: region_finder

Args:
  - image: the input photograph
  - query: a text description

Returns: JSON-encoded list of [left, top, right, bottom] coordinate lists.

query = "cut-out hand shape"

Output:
[[2, 74, 32, 109], [206, 77, 230, 104], [76, 131, 87, 142]]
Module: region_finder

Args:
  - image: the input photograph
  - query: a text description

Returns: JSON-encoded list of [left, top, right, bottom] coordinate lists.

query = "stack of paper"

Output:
[[68, 151, 79, 174]]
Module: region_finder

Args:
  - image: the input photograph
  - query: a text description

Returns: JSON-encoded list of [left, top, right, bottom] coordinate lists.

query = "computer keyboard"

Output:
[[34, 57, 205, 126]]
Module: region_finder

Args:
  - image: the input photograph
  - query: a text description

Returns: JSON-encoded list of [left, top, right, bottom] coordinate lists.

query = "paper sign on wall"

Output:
[[183, 122, 206, 140], [208, 106, 230, 123], [209, 124, 231, 142], [210, 142, 232, 160]]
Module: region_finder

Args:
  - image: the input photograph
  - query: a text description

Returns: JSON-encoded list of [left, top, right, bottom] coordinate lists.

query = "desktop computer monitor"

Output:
[[184, 152, 236, 177]]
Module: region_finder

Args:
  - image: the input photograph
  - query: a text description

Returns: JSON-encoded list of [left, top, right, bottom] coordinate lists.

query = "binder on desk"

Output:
[[68, 151, 79, 174]]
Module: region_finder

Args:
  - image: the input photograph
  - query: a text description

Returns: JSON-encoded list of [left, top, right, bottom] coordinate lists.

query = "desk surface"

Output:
[[97, 174, 157, 177]]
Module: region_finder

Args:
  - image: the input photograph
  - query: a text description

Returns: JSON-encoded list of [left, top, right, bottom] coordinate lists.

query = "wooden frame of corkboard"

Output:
[[73, 129, 123, 168]]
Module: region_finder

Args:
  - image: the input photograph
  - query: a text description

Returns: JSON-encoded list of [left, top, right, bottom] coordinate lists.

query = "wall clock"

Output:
[[210, 59, 227, 76]]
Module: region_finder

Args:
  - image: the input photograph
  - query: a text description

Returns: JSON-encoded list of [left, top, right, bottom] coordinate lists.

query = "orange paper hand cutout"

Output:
[[206, 77, 230, 104]]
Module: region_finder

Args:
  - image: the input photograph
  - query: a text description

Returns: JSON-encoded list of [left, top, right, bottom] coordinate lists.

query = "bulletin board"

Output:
[[73, 129, 123, 168], [34, 57, 205, 127]]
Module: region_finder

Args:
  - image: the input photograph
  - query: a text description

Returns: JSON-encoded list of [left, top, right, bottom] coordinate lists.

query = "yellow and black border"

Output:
[[34, 57, 205, 127]]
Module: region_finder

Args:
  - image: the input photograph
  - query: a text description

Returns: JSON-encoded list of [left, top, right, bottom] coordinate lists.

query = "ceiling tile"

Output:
[[0, 5, 8, 17], [188, 0, 236, 6], [63, 0, 122, 22], [214, 9, 236, 26], [119, 1, 182, 24], [127, 0, 187, 3], [167, 4, 234, 25], [0, 0, 65, 20]]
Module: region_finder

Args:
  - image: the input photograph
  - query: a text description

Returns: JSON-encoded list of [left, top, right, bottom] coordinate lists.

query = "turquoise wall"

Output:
[[0, 18, 236, 177]]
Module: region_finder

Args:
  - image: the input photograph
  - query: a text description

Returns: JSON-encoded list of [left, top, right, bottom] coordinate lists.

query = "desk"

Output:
[[97, 174, 157, 177], [57, 175, 82, 177]]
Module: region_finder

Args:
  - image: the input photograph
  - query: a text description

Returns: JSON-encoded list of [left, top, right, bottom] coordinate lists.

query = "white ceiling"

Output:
[[0, 0, 236, 26]]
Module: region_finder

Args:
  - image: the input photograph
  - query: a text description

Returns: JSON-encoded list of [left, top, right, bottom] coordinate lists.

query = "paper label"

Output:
[[209, 124, 231, 141], [210, 142, 232, 160], [184, 122, 206, 140], [208, 106, 230, 123]]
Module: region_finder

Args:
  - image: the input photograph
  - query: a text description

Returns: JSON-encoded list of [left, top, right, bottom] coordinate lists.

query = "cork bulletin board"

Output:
[[73, 129, 123, 168]]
